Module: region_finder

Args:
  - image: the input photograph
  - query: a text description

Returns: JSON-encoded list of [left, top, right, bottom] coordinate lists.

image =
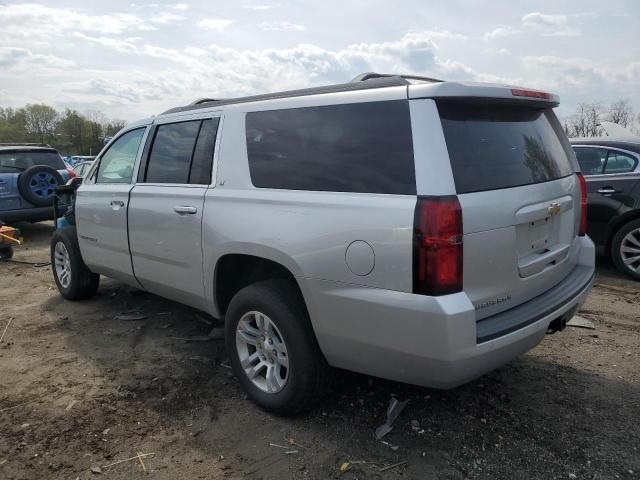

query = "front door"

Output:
[[127, 117, 219, 310], [76, 127, 147, 286]]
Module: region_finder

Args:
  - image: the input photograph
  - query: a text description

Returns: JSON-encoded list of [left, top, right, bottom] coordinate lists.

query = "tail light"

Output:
[[511, 88, 551, 100], [413, 196, 463, 296], [577, 173, 587, 236], [66, 166, 77, 179]]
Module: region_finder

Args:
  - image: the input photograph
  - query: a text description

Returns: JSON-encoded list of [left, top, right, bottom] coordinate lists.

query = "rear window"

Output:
[[245, 100, 416, 194], [437, 102, 574, 194], [0, 150, 65, 173]]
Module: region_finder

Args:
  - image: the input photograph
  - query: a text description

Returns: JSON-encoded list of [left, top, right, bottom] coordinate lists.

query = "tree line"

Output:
[[0, 104, 127, 156], [1, 99, 637, 156], [562, 99, 638, 138]]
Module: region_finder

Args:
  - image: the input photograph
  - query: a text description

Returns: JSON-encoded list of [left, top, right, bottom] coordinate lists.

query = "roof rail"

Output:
[[0, 142, 53, 148], [350, 72, 444, 84], [189, 98, 226, 106]]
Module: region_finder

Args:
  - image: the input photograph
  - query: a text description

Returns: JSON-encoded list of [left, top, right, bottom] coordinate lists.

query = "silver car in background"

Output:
[[51, 73, 595, 414]]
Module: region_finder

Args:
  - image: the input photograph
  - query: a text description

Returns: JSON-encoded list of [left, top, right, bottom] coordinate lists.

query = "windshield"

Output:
[[0, 150, 65, 173], [437, 101, 574, 194]]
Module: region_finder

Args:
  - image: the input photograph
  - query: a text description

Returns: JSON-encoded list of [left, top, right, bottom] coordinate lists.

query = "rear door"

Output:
[[434, 100, 581, 319], [574, 146, 640, 245], [128, 116, 219, 310], [76, 127, 147, 285]]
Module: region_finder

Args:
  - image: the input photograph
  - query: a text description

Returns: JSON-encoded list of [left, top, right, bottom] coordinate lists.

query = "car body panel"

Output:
[[70, 79, 595, 389]]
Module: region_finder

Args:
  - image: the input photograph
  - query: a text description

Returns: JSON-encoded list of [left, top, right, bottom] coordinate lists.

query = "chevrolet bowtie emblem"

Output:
[[548, 203, 561, 216]]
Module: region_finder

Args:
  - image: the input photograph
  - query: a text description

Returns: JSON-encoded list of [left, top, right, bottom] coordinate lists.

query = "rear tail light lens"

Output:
[[413, 196, 463, 296], [511, 88, 551, 100], [577, 173, 587, 236], [66, 166, 77, 179]]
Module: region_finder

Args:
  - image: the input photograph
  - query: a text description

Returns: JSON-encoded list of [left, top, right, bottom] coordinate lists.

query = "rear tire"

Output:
[[224, 279, 331, 415], [0, 245, 13, 260], [611, 219, 640, 281], [51, 226, 100, 300]]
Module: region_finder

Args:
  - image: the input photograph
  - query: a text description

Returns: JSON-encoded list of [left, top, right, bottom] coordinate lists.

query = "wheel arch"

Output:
[[212, 246, 316, 323]]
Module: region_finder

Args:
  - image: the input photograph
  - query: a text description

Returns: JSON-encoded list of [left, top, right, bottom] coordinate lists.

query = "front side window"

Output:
[[96, 128, 145, 184], [604, 150, 637, 174], [145, 121, 201, 184], [245, 101, 416, 194], [574, 147, 607, 176]]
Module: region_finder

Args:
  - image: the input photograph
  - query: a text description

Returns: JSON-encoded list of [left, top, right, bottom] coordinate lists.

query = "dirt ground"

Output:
[[1, 222, 638, 480]]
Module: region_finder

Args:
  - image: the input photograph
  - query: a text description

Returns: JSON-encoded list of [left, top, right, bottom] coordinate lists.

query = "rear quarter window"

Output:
[[437, 102, 574, 194], [245, 100, 416, 195]]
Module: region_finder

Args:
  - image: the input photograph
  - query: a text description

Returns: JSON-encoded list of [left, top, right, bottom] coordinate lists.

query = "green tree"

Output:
[[24, 103, 58, 144]]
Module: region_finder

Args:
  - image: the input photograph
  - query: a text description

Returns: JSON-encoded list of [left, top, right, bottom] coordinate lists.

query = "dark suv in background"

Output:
[[0, 144, 74, 223], [571, 137, 640, 280]]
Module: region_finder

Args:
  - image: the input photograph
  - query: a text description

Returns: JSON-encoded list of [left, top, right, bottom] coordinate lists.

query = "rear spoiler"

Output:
[[409, 82, 560, 107]]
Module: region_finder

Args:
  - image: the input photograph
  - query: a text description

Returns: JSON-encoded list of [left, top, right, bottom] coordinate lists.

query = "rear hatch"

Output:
[[435, 99, 581, 320]]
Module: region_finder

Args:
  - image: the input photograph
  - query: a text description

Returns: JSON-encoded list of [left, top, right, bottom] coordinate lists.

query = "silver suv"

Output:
[[51, 73, 595, 414]]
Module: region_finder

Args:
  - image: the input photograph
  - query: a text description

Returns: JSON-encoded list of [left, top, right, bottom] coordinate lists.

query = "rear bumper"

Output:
[[306, 236, 595, 389], [0, 207, 56, 223]]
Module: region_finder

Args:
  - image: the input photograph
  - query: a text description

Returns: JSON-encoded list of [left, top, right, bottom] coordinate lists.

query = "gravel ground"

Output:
[[1, 222, 639, 480]]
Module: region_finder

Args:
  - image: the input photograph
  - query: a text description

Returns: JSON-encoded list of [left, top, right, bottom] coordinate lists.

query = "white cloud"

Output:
[[483, 25, 519, 41], [0, 3, 154, 37], [197, 18, 234, 31], [259, 21, 305, 31], [498, 48, 510, 56], [243, 4, 277, 10], [150, 12, 185, 24], [522, 12, 581, 37], [72, 33, 139, 54], [171, 3, 189, 10], [0, 47, 75, 70]]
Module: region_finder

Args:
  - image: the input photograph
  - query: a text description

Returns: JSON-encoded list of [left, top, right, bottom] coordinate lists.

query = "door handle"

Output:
[[109, 200, 125, 209], [597, 187, 618, 195], [174, 206, 198, 215]]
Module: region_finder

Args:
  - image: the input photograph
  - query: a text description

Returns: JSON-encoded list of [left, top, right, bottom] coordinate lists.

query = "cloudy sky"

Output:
[[0, 0, 638, 121]]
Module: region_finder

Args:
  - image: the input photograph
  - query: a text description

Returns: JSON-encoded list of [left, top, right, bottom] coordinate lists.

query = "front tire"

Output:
[[225, 279, 331, 415], [51, 227, 100, 300], [611, 219, 640, 281]]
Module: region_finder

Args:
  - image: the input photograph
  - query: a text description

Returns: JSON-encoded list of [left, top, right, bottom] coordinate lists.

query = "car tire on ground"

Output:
[[611, 218, 640, 281], [225, 279, 332, 415], [18, 165, 65, 207], [0, 245, 13, 259], [50, 226, 100, 300]]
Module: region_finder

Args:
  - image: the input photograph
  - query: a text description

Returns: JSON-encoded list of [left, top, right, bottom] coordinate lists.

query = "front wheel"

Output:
[[225, 279, 331, 415], [611, 219, 640, 281], [51, 227, 100, 300]]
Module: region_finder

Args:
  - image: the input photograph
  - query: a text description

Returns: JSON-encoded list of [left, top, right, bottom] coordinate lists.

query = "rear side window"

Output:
[[605, 150, 637, 174], [437, 102, 574, 194], [143, 118, 219, 184], [245, 100, 416, 194], [0, 150, 64, 173], [574, 147, 606, 175], [146, 121, 201, 184]]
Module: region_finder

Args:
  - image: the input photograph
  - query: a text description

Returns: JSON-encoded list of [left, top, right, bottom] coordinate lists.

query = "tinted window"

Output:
[[96, 128, 145, 184], [146, 121, 200, 184], [605, 150, 637, 174], [574, 147, 606, 175], [438, 102, 574, 194], [0, 150, 64, 173], [189, 118, 219, 184], [246, 101, 415, 194]]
